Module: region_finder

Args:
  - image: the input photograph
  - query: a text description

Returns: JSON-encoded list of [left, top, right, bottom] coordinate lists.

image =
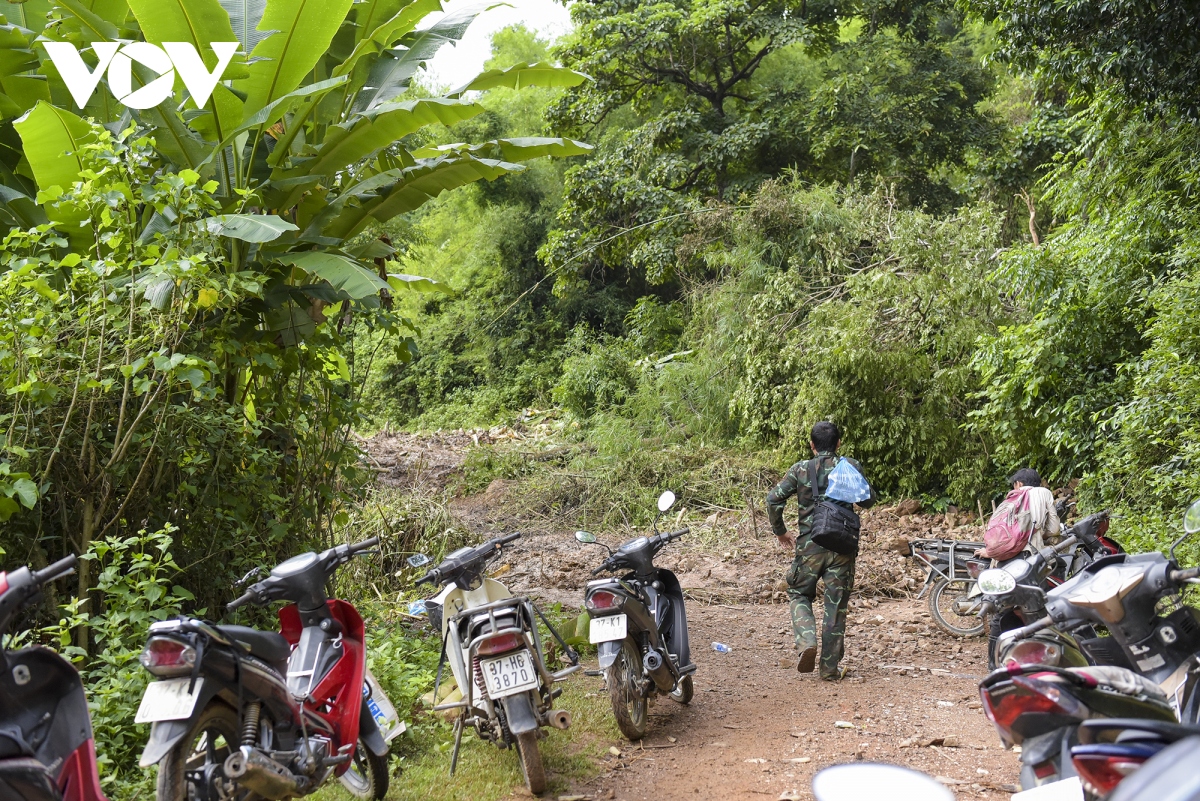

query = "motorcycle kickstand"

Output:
[[449, 715, 464, 776]]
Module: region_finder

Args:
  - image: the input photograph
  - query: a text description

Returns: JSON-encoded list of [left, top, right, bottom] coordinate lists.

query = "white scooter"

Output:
[[410, 532, 580, 794]]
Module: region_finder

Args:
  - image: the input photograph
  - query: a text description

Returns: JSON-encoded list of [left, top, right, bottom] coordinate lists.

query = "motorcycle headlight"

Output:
[[978, 569, 1017, 596]]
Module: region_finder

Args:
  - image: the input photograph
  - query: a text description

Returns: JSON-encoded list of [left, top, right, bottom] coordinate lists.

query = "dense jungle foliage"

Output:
[[3, 0, 1200, 795], [374, 0, 1200, 537]]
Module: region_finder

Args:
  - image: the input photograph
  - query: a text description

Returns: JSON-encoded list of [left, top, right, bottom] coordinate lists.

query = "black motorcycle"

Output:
[[575, 490, 696, 740], [137, 537, 391, 801]]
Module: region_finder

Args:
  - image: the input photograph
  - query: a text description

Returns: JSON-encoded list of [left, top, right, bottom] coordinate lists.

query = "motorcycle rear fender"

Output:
[[0, 758, 59, 801], [358, 696, 389, 757], [137, 682, 222, 767], [1019, 726, 1078, 780], [501, 692, 539, 735], [597, 641, 621, 669], [654, 569, 691, 669], [590, 583, 658, 645]]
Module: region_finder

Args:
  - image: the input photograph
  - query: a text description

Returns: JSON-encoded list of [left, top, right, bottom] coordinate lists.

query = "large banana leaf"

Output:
[[2, 1, 54, 34], [240, 0, 354, 115], [447, 62, 590, 98], [127, 0, 239, 51], [275, 251, 389, 299], [317, 153, 525, 239], [350, 3, 484, 115], [335, 0, 440, 81], [411, 136, 593, 161], [289, 97, 482, 178], [13, 101, 95, 192], [0, 184, 47, 228], [220, 0, 272, 54], [206, 213, 298, 242], [53, 0, 123, 41]]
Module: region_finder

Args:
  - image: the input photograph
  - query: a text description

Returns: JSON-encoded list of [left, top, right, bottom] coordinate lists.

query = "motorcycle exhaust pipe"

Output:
[[642, 649, 675, 693], [549, 709, 572, 730], [224, 747, 305, 800]]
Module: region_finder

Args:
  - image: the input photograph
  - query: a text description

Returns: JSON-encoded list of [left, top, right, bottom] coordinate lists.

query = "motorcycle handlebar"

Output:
[[665, 527, 690, 541], [34, 555, 77, 585], [1170, 567, 1200, 583], [496, 531, 522, 546], [1003, 615, 1054, 642], [349, 536, 380, 554], [1053, 534, 1079, 553], [226, 590, 256, 610], [415, 570, 438, 586]]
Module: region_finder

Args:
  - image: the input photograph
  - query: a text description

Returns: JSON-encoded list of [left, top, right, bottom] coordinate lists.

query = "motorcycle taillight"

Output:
[[967, 562, 985, 579], [586, 590, 620, 612], [140, 636, 197, 677], [1005, 640, 1062, 668], [983, 677, 1082, 733], [1072, 744, 1157, 795], [477, 631, 525, 656]]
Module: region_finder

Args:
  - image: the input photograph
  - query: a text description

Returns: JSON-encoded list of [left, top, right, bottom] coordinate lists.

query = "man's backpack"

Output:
[[983, 487, 1035, 560], [806, 458, 862, 555]]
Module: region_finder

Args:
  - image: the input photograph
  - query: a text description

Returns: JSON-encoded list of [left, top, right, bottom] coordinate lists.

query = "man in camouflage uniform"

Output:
[[766, 421, 876, 680]]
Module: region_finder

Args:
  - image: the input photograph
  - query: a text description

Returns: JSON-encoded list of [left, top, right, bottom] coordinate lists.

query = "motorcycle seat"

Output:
[[217, 625, 292, 665], [1068, 666, 1170, 704]]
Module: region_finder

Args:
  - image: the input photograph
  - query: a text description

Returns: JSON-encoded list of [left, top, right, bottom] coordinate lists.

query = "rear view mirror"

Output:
[[812, 764, 953, 801], [1186, 499, 1200, 534], [657, 490, 676, 513], [575, 531, 597, 544], [978, 569, 1017, 596], [406, 554, 431, 568]]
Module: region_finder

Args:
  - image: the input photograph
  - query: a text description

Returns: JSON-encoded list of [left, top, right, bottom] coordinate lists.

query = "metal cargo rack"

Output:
[[907, 537, 986, 598]]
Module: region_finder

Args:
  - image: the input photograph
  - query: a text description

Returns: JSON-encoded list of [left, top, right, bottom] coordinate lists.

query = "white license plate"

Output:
[[1011, 777, 1083, 801], [135, 677, 204, 724], [589, 613, 628, 644], [480, 650, 539, 699]]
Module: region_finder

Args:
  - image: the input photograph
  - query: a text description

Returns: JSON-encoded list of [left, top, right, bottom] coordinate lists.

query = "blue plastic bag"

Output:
[[824, 458, 871, 503]]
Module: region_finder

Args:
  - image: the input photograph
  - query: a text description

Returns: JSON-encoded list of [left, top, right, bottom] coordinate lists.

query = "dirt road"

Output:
[[556, 597, 1020, 801]]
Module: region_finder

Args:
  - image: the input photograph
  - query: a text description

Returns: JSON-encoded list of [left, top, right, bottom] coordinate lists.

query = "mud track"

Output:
[[366, 431, 1022, 800]]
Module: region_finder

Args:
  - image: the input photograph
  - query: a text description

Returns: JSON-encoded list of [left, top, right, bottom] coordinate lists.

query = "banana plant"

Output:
[[0, 0, 589, 340]]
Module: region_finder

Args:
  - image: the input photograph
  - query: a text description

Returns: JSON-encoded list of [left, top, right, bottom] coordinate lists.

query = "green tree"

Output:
[[542, 0, 999, 292]]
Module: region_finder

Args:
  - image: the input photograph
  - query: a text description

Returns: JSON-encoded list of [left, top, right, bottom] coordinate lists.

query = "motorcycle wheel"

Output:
[[607, 637, 648, 740], [156, 702, 256, 801], [515, 730, 546, 794], [928, 578, 986, 638], [338, 737, 389, 800], [669, 675, 694, 704]]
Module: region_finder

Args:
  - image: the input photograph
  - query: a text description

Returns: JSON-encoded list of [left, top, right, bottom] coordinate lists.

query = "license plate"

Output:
[[135, 678, 204, 724], [589, 613, 628, 644], [480, 650, 539, 699], [364, 669, 405, 742], [1011, 777, 1083, 801]]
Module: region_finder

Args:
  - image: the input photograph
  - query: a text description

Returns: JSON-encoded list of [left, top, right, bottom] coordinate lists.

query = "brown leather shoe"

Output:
[[797, 646, 817, 673]]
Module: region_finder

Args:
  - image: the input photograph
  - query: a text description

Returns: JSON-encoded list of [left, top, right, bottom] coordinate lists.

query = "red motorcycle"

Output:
[[137, 537, 392, 800], [0, 554, 109, 801]]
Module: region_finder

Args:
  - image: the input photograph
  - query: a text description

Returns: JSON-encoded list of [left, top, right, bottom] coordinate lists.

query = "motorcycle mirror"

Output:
[[977, 568, 1017, 596], [575, 531, 597, 544], [812, 764, 953, 801], [657, 490, 676, 513], [1186, 499, 1200, 534], [406, 553, 431, 568]]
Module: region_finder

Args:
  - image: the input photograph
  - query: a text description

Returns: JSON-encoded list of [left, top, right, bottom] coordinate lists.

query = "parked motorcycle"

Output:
[[908, 536, 989, 637], [0, 555, 110, 801], [975, 498, 1200, 796], [1069, 717, 1198, 799], [914, 504, 1122, 639], [979, 521, 1129, 671], [575, 490, 697, 740], [137, 536, 393, 801], [411, 531, 580, 794]]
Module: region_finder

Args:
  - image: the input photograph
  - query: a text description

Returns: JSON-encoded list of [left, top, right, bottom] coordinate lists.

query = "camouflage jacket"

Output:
[[765, 451, 877, 538]]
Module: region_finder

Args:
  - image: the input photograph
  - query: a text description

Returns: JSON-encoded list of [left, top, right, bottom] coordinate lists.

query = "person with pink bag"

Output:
[[975, 467, 1061, 560]]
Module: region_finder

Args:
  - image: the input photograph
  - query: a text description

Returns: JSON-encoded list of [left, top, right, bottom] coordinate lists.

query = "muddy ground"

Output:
[[366, 431, 1022, 800]]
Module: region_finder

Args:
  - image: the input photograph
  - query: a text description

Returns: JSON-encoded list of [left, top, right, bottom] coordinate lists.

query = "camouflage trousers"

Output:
[[785, 536, 856, 679]]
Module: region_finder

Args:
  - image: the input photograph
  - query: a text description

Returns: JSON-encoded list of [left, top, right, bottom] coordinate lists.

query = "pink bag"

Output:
[[984, 487, 1035, 560]]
